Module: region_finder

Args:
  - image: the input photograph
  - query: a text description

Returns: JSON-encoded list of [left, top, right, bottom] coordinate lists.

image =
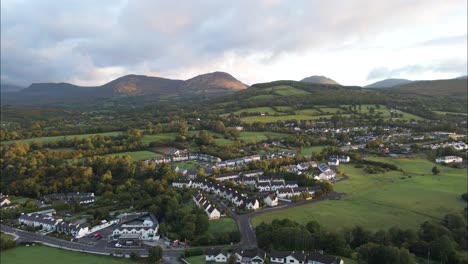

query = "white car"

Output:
[[115, 243, 122, 248]]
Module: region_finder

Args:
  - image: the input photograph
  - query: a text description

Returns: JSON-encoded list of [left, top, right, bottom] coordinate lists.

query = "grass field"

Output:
[[299, 146, 327, 155], [272, 85, 310, 96], [434, 111, 468, 116], [102, 151, 162, 161], [295, 109, 322, 115], [207, 217, 238, 234], [318, 107, 343, 114], [341, 104, 425, 121], [252, 157, 467, 232], [237, 131, 289, 143], [184, 255, 205, 264], [229, 107, 279, 115], [0, 245, 133, 264], [1, 131, 123, 145]]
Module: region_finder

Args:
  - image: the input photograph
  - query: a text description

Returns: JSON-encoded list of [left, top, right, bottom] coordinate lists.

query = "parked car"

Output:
[[115, 243, 122, 248]]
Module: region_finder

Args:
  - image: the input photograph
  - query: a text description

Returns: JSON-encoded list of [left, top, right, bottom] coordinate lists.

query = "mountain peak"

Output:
[[184, 71, 248, 91], [365, 78, 413, 88], [300, 75, 340, 85]]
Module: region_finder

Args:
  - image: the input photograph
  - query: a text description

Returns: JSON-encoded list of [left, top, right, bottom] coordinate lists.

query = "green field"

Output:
[[207, 217, 238, 234], [237, 131, 289, 143], [342, 104, 425, 121], [0, 245, 132, 264], [252, 157, 467, 232], [295, 109, 322, 115], [102, 151, 162, 161], [434, 111, 468, 116], [299, 146, 327, 155], [184, 255, 205, 264], [271, 85, 310, 96], [228, 107, 279, 116], [318, 107, 343, 114], [1, 131, 123, 145]]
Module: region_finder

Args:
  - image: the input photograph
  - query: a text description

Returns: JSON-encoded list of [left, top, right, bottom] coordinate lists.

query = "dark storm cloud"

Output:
[[1, 0, 466, 86]]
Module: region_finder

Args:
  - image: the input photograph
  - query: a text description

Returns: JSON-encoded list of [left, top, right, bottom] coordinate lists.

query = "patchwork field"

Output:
[[0, 245, 132, 264], [102, 151, 162, 161], [1, 131, 122, 145], [252, 157, 467, 232]]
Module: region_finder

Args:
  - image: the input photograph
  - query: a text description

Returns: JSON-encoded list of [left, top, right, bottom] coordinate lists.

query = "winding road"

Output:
[[1, 175, 348, 263]]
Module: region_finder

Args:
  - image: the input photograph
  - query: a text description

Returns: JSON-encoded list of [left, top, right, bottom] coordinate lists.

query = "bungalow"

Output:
[[245, 198, 260, 210], [435, 156, 463, 164], [206, 205, 221, 220], [270, 250, 290, 264], [264, 194, 278, 207], [328, 158, 340, 166], [205, 248, 228, 263], [256, 182, 271, 192], [235, 248, 267, 264], [57, 222, 89, 238]]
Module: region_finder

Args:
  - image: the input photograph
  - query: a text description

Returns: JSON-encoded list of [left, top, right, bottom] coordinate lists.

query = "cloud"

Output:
[[367, 59, 468, 80], [1, 0, 466, 86]]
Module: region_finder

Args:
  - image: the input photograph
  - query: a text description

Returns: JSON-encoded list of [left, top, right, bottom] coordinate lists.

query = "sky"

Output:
[[1, 0, 467, 87]]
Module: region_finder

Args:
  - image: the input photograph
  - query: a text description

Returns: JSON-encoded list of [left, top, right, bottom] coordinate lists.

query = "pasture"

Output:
[[299, 146, 327, 155], [0, 245, 132, 264], [102, 151, 162, 161], [252, 157, 467, 232], [1, 131, 122, 145]]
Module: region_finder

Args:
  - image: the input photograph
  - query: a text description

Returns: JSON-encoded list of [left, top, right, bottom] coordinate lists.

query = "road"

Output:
[[1, 175, 348, 263]]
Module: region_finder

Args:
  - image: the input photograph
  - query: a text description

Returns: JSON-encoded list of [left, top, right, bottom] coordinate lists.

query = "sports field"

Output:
[[252, 157, 467, 231], [0, 245, 132, 264]]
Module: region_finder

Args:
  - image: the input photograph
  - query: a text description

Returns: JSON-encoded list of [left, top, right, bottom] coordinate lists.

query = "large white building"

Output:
[[435, 156, 463, 164], [19, 213, 63, 231], [112, 213, 159, 241]]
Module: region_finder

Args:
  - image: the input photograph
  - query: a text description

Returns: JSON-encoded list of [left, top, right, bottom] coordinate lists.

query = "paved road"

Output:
[[1, 175, 348, 262]]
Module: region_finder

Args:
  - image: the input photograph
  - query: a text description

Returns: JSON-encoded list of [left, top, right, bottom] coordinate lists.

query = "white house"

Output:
[[256, 182, 271, 192], [270, 181, 285, 191], [435, 156, 463, 164], [206, 206, 221, 220], [18, 213, 63, 231], [216, 172, 240, 181], [205, 248, 228, 263], [245, 198, 260, 210], [112, 213, 159, 241], [328, 158, 340, 166], [264, 194, 278, 207]]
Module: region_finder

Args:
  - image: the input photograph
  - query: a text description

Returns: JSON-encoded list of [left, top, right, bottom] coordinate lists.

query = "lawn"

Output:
[[0, 245, 133, 264], [252, 157, 467, 232], [102, 151, 162, 161], [299, 146, 327, 155], [207, 217, 238, 234], [1, 131, 123, 145], [184, 255, 205, 264], [237, 131, 290, 143], [173, 160, 200, 170]]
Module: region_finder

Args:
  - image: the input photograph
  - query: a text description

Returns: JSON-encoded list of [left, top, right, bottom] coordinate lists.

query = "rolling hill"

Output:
[[300, 75, 340, 85], [365, 78, 412, 88], [389, 78, 467, 98], [3, 72, 247, 104]]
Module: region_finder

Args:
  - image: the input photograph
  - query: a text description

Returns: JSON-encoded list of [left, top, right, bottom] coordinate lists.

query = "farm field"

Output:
[[207, 217, 238, 234], [295, 109, 322, 115], [102, 151, 162, 161], [252, 157, 467, 232], [434, 111, 468, 116], [342, 104, 426, 121], [1, 131, 122, 145], [237, 131, 289, 143], [0, 245, 133, 264], [227, 107, 280, 116], [270, 85, 310, 96]]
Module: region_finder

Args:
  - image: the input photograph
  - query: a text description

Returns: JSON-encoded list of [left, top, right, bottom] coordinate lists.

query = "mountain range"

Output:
[[2, 73, 466, 104], [2, 72, 248, 103]]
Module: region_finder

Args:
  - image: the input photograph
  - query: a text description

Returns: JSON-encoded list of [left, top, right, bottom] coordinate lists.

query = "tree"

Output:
[[227, 254, 238, 264], [306, 220, 321, 234], [432, 166, 440, 175], [148, 245, 163, 263]]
